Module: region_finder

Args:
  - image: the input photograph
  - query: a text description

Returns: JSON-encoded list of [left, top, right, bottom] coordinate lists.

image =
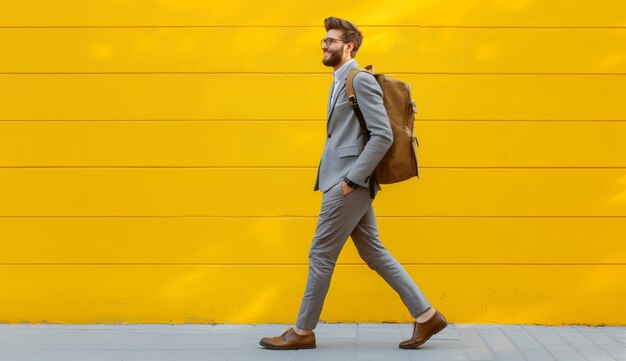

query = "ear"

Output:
[[345, 42, 354, 54]]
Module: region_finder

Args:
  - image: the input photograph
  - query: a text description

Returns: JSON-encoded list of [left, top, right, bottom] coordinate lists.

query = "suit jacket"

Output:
[[314, 60, 393, 197]]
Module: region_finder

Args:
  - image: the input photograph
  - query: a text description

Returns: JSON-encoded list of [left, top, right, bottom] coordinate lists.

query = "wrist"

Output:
[[344, 177, 358, 189]]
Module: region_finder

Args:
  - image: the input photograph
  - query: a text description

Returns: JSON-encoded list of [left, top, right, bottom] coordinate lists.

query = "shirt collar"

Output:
[[333, 58, 356, 82]]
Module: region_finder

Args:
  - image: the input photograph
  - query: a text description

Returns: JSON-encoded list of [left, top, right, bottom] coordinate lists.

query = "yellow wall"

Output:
[[1, 0, 625, 325]]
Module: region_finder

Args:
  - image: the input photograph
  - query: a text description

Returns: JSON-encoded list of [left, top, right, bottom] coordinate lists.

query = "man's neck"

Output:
[[333, 57, 354, 72]]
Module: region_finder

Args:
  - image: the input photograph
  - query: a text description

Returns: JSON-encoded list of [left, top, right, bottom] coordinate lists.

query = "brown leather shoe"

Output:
[[399, 310, 447, 349], [259, 327, 316, 350]]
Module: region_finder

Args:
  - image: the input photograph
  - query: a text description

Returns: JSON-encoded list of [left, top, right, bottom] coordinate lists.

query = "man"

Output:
[[260, 17, 446, 350]]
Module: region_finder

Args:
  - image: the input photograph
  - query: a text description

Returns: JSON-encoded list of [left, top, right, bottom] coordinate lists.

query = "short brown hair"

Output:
[[324, 17, 362, 58]]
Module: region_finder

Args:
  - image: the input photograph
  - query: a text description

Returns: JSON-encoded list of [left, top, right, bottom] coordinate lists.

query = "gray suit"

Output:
[[296, 60, 431, 330], [314, 59, 392, 195]]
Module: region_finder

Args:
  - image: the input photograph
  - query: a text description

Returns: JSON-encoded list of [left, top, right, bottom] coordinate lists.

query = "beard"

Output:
[[322, 48, 343, 67]]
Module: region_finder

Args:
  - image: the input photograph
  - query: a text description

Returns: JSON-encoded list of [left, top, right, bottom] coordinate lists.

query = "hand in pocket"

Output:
[[341, 181, 355, 197]]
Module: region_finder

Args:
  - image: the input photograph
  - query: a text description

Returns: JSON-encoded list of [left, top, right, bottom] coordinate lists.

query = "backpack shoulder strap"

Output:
[[346, 66, 371, 139], [346, 66, 377, 199], [346, 67, 368, 107]]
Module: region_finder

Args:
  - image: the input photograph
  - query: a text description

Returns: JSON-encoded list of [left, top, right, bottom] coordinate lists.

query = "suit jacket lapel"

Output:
[[326, 80, 334, 119], [327, 60, 357, 121], [327, 81, 346, 121]]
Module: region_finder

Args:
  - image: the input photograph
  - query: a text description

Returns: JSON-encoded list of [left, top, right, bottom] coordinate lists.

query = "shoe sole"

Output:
[[398, 321, 448, 349], [259, 340, 316, 350]]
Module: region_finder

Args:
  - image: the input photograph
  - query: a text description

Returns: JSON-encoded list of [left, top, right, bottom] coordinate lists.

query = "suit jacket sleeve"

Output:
[[346, 72, 393, 187]]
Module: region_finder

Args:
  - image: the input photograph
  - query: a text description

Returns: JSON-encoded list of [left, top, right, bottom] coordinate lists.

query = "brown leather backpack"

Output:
[[346, 65, 420, 187]]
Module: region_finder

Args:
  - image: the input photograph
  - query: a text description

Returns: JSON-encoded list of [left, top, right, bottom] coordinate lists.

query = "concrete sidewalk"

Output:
[[0, 323, 625, 361]]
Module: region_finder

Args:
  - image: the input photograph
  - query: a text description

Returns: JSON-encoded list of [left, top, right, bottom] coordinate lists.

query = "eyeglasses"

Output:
[[320, 37, 347, 47]]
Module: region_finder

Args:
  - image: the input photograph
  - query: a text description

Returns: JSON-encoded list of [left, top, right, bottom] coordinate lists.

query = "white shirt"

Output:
[[331, 58, 355, 100]]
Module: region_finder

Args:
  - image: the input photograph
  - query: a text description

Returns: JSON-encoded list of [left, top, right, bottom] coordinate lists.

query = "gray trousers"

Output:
[[295, 181, 431, 330]]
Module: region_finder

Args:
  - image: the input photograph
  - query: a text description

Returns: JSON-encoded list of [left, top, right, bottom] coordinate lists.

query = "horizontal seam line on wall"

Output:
[[2, 119, 626, 122], [1, 25, 625, 29], [1, 262, 625, 266], [2, 72, 626, 75], [0, 119, 327, 122], [0, 216, 625, 219], [1, 166, 625, 169]]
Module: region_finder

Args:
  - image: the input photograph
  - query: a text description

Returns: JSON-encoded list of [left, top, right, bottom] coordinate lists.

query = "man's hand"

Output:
[[342, 181, 354, 197]]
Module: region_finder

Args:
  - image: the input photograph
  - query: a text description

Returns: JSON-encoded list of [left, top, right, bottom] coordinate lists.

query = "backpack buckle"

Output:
[[348, 95, 358, 107]]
